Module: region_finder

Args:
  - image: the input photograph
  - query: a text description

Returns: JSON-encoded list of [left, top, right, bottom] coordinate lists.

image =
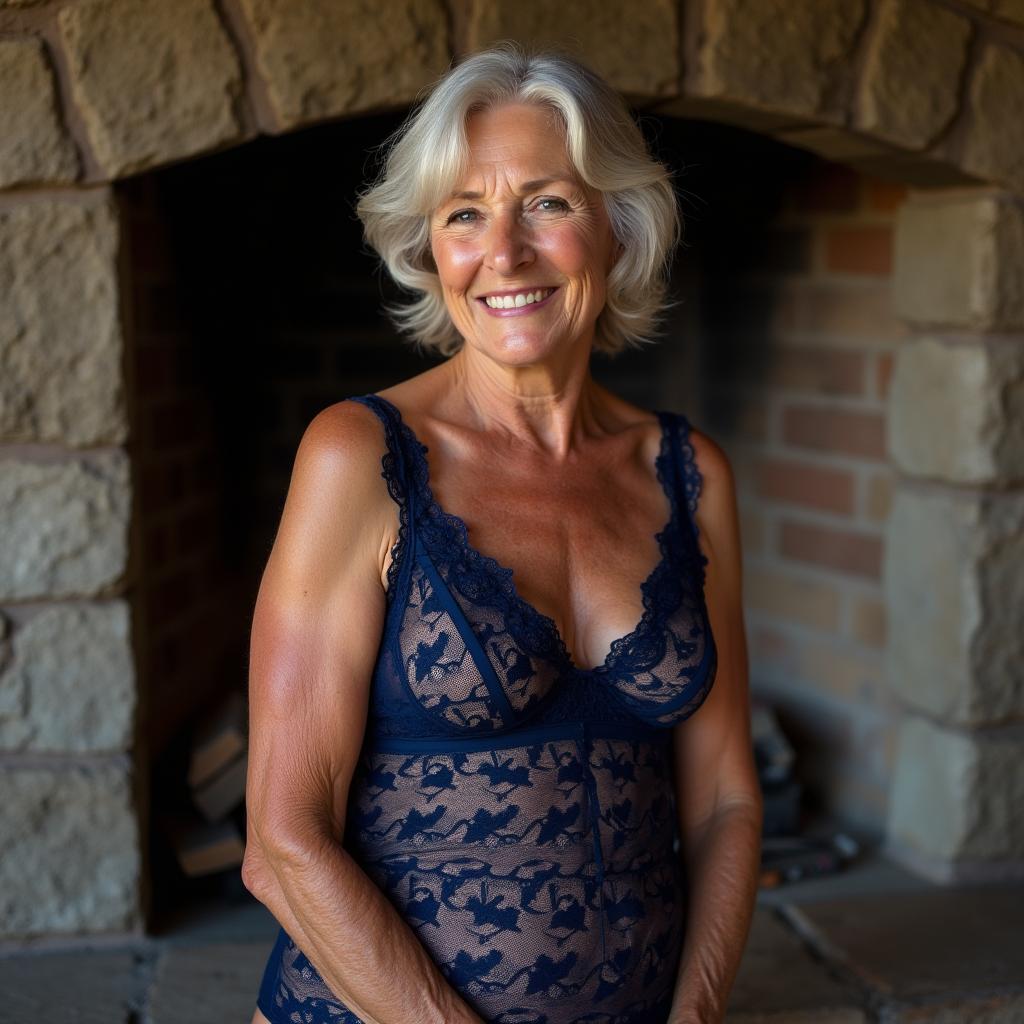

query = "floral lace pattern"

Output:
[[256, 393, 717, 1024]]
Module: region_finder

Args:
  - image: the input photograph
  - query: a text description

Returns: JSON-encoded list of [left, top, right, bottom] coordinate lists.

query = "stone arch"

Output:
[[1, 0, 1022, 936]]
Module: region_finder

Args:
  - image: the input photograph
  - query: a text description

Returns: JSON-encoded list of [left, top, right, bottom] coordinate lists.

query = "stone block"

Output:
[[889, 336, 1024, 484], [694, 0, 867, 123], [0, 602, 134, 753], [0, 195, 125, 445], [880, 992, 1024, 1022], [960, 43, 1024, 192], [744, 568, 841, 631], [893, 193, 1024, 330], [0, 38, 79, 188], [58, 0, 244, 177], [149, 943, 274, 1023], [0, 453, 130, 602], [0, 763, 141, 934], [466, 0, 679, 99], [237, 0, 449, 130], [784, 884, 1024, 1005], [884, 486, 1024, 726], [887, 716, 1024, 867], [726, 907, 867, 1022], [961, 0, 1024, 27], [855, 0, 971, 149], [0, 950, 143, 1022]]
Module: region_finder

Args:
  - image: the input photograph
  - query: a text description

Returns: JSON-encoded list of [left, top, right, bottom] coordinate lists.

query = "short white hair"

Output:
[[355, 41, 682, 358]]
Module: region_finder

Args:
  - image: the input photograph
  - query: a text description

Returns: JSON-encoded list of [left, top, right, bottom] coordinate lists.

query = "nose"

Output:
[[484, 210, 534, 274]]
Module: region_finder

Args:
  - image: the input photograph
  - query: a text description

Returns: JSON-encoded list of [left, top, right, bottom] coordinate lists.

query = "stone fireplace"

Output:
[[1, 0, 1023, 942]]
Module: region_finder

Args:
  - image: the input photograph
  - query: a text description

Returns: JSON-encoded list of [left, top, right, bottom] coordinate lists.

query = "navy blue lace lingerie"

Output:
[[256, 392, 718, 1024]]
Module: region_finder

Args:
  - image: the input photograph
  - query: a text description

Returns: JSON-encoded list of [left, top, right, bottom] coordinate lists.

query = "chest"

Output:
[[392, 435, 673, 671]]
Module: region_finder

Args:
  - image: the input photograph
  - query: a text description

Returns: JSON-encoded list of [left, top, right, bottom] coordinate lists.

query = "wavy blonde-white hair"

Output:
[[355, 41, 682, 358]]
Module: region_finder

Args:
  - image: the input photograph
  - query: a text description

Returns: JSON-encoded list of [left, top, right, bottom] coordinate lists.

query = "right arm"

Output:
[[242, 401, 485, 1024]]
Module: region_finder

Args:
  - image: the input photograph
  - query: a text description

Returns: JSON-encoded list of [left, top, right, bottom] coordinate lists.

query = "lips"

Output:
[[477, 287, 559, 317]]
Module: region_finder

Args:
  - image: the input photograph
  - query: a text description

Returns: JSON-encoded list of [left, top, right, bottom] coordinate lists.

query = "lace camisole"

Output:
[[256, 393, 718, 1024]]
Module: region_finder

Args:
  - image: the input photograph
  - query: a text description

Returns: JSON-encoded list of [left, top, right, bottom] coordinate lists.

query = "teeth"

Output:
[[485, 288, 552, 309]]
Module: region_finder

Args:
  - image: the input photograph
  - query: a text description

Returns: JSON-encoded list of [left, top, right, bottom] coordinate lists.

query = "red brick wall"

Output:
[[705, 161, 908, 837]]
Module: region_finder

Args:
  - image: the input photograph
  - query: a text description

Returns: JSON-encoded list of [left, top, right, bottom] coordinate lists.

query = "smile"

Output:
[[478, 287, 557, 314]]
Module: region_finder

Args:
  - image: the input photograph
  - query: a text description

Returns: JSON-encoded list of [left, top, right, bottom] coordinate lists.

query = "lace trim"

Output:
[[674, 412, 709, 589], [347, 396, 411, 603], [371, 396, 704, 681]]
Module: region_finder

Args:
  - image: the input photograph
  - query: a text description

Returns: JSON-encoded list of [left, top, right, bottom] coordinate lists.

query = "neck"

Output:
[[437, 340, 604, 459]]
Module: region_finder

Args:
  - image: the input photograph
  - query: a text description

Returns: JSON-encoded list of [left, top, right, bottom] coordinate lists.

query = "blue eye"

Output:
[[536, 198, 570, 212], [446, 209, 478, 224]]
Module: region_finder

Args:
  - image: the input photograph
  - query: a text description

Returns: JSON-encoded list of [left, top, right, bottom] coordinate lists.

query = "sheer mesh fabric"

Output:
[[257, 393, 717, 1024]]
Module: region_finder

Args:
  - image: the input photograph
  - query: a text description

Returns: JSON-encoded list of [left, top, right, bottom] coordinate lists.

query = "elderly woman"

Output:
[[244, 42, 761, 1024]]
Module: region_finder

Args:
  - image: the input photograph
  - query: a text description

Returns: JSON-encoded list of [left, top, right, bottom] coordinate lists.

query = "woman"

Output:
[[245, 42, 762, 1024]]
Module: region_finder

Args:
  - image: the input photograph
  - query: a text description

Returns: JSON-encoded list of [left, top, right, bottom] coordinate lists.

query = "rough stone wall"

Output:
[[0, 0, 1022, 937], [885, 187, 1024, 881]]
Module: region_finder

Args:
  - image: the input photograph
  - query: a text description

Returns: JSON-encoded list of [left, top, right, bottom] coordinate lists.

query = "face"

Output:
[[429, 102, 619, 365]]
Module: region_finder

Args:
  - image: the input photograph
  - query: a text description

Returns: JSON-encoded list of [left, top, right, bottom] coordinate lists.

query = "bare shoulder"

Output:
[[264, 399, 394, 595], [686, 424, 740, 569]]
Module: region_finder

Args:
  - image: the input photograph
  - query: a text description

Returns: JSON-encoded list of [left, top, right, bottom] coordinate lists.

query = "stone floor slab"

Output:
[[148, 942, 273, 1024], [782, 884, 1024, 1001], [879, 990, 1024, 1023], [0, 949, 143, 1023], [726, 907, 868, 1022]]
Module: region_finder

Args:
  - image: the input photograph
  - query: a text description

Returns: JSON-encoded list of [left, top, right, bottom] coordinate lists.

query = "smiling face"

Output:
[[429, 102, 619, 366]]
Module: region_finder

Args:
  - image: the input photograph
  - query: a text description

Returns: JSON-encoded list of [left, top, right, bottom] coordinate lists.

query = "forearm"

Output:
[[667, 802, 763, 1024], [247, 835, 485, 1024]]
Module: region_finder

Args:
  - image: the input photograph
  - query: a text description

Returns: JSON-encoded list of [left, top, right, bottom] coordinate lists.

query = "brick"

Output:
[[866, 179, 908, 213], [773, 280, 907, 342], [798, 641, 882, 702], [744, 567, 842, 630], [759, 349, 865, 397], [864, 472, 893, 523], [782, 406, 887, 459], [875, 352, 894, 399], [740, 507, 768, 555], [779, 519, 883, 579], [754, 456, 856, 515], [850, 595, 887, 648], [789, 163, 862, 214], [824, 225, 893, 275]]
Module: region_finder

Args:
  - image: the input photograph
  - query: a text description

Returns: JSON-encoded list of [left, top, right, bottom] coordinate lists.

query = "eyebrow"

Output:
[[448, 177, 576, 200]]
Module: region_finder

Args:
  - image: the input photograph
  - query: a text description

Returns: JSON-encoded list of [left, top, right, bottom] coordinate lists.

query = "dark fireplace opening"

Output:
[[117, 110, 829, 931]]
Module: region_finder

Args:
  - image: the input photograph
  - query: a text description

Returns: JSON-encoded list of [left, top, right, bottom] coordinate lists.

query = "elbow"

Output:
[[242, 813, 336, 897], [241, 836, 279, 905]]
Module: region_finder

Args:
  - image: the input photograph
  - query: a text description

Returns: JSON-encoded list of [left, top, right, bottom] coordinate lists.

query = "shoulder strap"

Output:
[[663, 410, 707, 557], [347, 394, 416, 596]]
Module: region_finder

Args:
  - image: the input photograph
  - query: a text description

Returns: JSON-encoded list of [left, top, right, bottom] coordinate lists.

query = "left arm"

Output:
[[667, 431, 763, 1024]]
